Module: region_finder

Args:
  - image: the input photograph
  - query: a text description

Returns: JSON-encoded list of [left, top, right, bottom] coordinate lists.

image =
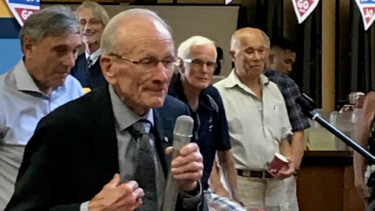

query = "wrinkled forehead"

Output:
[[235, 31, 266, 49], [78, 7, 95, 20], [39, 33, 81, 46], [271, 47, 296, 57], [283, 50, 297, 60], [116, 19, 174, 55], [189, 44, 217, 60]]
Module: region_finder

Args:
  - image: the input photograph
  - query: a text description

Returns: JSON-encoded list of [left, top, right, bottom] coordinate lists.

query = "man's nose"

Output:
[[63, 52, 76, 69], [83, 22, 92, 32], [201, 63, 209, 73], [153, 62, 169, 82], [287, 64, 293, 72], [253, 51, 261, 60]]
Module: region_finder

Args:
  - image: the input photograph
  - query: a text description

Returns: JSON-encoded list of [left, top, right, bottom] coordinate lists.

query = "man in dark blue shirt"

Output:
[[169, 36, 244, 210], [70, 1, 108, 90]]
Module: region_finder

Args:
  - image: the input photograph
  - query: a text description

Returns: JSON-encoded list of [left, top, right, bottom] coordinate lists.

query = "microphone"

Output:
[[296, 94, 375, 163], [162, 115, 194, 211]]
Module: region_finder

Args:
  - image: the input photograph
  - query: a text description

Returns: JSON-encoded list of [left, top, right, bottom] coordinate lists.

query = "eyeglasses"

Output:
[[79, 19, 102, 27], [109, 53, 177, 71], [182, 58, 217, 69]]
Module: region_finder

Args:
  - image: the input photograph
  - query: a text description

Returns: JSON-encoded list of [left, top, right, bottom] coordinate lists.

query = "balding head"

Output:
[[230, 27, 270, 53], [100, 8, 175, 115], [229, 27, 270, 80], [101, 8, 172, 55]]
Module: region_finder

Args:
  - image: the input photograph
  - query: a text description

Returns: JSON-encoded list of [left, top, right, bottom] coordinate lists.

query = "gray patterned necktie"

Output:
[[129, 120, 158, 211], [87, 56, 93, 68]]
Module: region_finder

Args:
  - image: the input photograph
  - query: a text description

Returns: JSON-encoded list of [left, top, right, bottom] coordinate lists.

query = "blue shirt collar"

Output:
[[109, 85, 154, 132], [14, 59, 66, 97]]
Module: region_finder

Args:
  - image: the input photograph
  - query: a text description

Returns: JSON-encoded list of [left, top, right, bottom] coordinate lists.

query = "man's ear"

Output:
[[100, 55, 116, 84], [179, 58, 185, 74], [229, 50, 236, 63], [268, 54, 275, 64], [22, 36, 34, 57]]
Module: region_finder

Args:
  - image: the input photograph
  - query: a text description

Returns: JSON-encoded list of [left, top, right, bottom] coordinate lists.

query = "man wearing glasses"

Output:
[[6, 9, 207, 211], [168, 36, 244, 210], [70, 1, 109, 90]]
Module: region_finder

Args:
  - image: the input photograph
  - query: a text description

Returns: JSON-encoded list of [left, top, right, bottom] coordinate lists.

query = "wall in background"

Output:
[[0, 39, 22, 73], [0, 0, 22, 74], [45, 4, 239, 77]]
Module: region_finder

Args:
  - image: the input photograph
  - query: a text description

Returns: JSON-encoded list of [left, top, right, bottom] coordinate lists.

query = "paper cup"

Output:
[[267, 153, 289, 175]]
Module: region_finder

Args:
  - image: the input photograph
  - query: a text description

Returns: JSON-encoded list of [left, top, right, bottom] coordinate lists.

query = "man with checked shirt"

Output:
[[265, 36, 311, 211]]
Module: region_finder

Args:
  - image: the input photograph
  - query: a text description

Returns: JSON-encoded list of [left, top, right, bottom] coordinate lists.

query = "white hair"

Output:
[[177, 35, 217, 60], [101, 8, 171, 55]]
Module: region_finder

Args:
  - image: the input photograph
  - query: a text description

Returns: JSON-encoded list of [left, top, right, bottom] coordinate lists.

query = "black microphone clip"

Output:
[[296, 93, 318, 119]]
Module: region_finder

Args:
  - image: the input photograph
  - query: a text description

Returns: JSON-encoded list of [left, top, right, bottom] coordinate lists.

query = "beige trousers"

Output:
[[284, 176, 299, 211], [237, 176, 290, 211]]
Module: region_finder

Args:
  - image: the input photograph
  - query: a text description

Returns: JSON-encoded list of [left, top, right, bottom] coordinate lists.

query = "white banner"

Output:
[[5, 0, 39, 26], [291, 0, 320, 24], [355, 0, 375, 31]]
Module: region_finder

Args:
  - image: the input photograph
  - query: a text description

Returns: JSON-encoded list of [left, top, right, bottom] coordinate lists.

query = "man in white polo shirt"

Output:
[[214, 27, 295, 211]]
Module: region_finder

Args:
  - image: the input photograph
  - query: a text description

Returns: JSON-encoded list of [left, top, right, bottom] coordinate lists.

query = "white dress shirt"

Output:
[[214, 70, 292, 171], [85, 48, 101, 66]]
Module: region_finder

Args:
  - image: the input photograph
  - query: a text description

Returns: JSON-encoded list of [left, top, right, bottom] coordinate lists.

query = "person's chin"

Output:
[[143, 90, 166, 105], [250, 65, 263, 71], [146, 98, 165, 108], [83, 37, 97, 45], [193, 80, 209, 89], [50, 80, 66, 89]]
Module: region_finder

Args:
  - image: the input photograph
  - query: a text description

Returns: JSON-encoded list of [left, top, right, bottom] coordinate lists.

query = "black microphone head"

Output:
[[296, 95, 316, 112]]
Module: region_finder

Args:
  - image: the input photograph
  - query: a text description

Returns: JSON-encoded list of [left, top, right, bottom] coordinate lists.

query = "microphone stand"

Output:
[[296, 94, 375, 164]]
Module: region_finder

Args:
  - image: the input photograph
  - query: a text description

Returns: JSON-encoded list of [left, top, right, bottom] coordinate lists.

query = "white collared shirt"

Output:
[[85, 48, 101, 65], [0, 59, 83, 210], [214, 69, 292, 171]]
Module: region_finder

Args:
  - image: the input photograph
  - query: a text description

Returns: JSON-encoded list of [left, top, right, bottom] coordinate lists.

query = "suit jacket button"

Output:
[[164, 137, 169, 142]]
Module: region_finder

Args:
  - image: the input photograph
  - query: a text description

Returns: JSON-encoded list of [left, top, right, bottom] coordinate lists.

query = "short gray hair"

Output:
[[177, 35, 217, 60], [101, 8, 171, 55], [76, 1, 110, 26], [260, 30, 270, 48], [19, 5, 80, 48]]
